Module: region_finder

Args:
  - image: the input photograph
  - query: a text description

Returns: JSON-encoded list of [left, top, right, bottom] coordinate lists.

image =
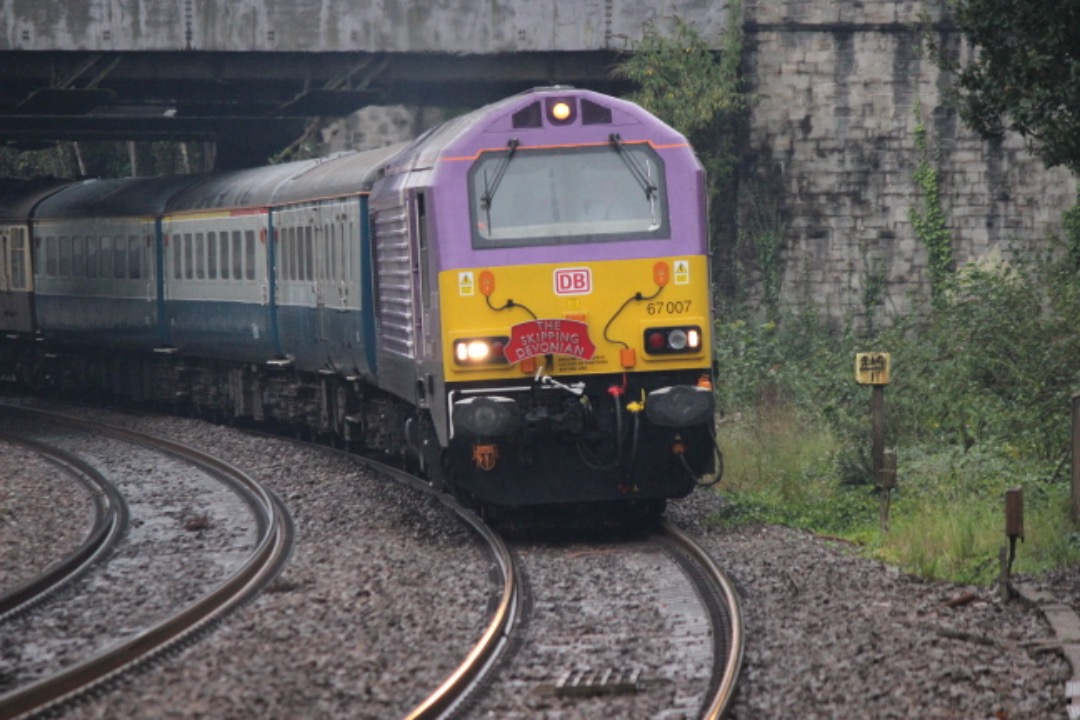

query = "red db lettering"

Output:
[[554, 267, 592, 296]]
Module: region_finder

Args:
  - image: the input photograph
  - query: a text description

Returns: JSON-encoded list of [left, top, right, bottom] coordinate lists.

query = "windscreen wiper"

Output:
[[480, 138, 520, 212], [609, 133, 657, 200]]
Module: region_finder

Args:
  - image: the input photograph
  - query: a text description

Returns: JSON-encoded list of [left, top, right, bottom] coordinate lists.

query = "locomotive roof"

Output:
[[379, 86, 683, 177], [0, 177, 82, 220]]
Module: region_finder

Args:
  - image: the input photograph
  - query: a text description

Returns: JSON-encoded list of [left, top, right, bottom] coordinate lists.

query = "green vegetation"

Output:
[[909, 99, 953, 306], [615, 14, 1080, 583], [614, 9, 746, 295], [710, 245, 1080, 583], [0, 140, 212, 178], [921, 1, 1080, 175]]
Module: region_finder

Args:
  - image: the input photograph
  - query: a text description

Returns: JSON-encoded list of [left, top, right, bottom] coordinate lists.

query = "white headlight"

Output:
[[467, 340, 490, 361], [667, 329, 688, 350]]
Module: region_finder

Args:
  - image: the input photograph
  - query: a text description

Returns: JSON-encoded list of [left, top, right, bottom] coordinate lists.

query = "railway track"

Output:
[[250, 430, 745, 718], [660, 520, 744, 719], [0, 399, 741, 718], [0, 406, 295, 720], [0, 432, 127, 623], [427, 508, 745, 719]]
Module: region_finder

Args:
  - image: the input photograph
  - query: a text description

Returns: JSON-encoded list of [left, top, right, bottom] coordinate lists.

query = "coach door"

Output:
[[0, 225, 34, 333]]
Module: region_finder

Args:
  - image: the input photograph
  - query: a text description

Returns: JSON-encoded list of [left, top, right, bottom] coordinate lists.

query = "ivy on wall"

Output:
[[908, 100, 953, 305]]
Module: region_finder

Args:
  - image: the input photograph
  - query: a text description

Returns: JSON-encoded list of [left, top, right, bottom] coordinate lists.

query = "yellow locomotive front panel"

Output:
[[440, 255, 712, 382]]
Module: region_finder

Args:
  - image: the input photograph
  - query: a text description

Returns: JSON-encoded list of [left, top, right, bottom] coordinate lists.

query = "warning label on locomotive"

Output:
[[504, 319, 597, 363]]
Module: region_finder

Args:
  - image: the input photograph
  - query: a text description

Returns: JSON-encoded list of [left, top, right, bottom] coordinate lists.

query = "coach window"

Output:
[[98, 237, 112, 279], [282, 227, 295, 280], [333, 223, 342, 282], [170, 235, 180, 279], [71, 236, 85, 278], [58, 236, 71, 277], [219, 232, 230, 280], [112, 237, 124, 279], [292, 227, 300, 281], [294, 227, 302, 281], [207, 232, 217, 280], [244, 230, 255, 281], [193, 232, 205, 280], [305, 227, 314, 283], [128, 236, 141, 279], [346, 222, 355, 284], [86, 237, 99, 279], [302, 227, 310, 282], [231, 231, 242, 280], [183, 233, 193, 280], [45, 237, 58, 277], [11, 229, 26, 289]]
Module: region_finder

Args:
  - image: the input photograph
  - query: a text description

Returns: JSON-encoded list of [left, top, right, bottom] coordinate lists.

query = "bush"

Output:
[[711, 245, 1080, 579]]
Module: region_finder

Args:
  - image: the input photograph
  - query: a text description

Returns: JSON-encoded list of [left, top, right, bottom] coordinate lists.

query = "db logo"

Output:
[[553, 267, 592, 296]]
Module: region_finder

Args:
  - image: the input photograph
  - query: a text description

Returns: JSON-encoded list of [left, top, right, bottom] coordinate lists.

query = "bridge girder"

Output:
[[0, 50, 630, 167]]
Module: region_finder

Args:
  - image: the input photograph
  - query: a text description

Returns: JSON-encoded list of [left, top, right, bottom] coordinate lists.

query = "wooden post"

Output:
[[856, 352, 893, 533], [1001, 487, 1024, 602], [878, 449, 897, 533], [1072, 393, 1080, 522], [871, 385, 885, 479]]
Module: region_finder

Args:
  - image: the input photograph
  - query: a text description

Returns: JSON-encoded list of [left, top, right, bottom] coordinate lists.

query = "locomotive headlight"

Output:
[[467, 341, 490, 361], [546, 97, 577, 125], [453, 337, 509, 366], [643, 326, 704, 356]]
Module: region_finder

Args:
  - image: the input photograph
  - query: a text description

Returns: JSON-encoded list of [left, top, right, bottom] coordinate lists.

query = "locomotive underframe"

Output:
[[442, 369, 715, 507]]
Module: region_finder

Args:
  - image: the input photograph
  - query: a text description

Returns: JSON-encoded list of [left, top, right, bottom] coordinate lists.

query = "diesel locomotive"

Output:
[[0, 87, 717, 510]]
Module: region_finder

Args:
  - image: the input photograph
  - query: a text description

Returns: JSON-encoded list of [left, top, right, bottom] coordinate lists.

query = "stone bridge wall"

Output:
[[740, 0, 1076, 326]]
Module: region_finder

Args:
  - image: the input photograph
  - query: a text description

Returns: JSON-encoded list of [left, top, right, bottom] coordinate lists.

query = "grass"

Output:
[[709, 403, 1080, 583]]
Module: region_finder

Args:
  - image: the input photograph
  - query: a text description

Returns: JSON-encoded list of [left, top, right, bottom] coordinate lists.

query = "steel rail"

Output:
[[0, 407, 295, 720], [0, 431, 128, 622], [403, 500, 517, 720], [661, 519, 745, 720], [314, 448, 520, 720]]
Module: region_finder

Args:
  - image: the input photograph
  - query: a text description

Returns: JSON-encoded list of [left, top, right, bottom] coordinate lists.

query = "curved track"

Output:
[[661, 520, 745, 719], [0, 406, 295, 720], [274, 438, 521, 720], [0, 432, 128, 623]]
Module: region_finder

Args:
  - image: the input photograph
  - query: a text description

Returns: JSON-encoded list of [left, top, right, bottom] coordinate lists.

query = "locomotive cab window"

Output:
[[468, 143, 669, 248]]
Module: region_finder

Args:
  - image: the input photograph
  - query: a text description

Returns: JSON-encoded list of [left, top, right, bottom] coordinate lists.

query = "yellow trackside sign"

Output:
[[855, 352, 890, 385]]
